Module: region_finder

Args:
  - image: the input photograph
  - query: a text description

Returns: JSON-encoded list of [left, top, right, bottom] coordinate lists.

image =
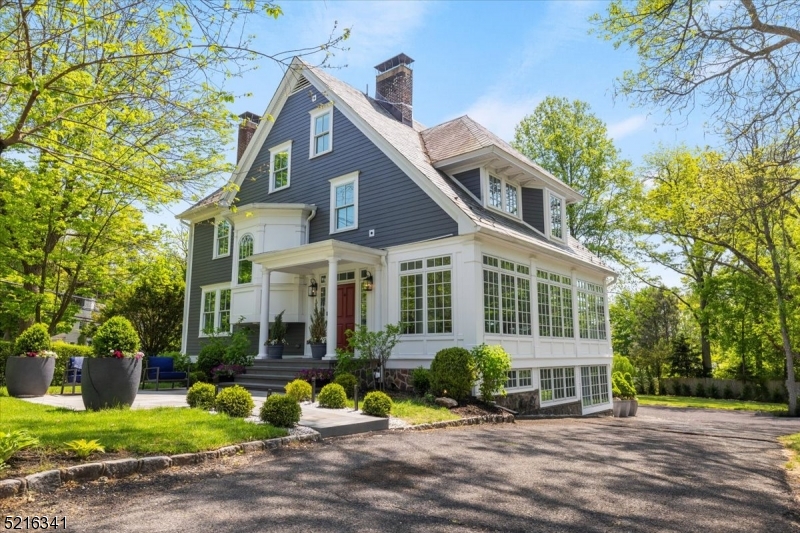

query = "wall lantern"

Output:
[[361, 271, 374, 292], [308, 278, 318, 298]]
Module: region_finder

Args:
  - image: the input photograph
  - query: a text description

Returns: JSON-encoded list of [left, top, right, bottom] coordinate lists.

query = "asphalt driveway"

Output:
[[9, 407, 800, 532]]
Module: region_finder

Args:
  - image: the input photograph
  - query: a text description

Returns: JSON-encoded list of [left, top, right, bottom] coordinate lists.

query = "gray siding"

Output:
[[235, 88, 458, 247], [453, 169, 481, 200], [187, 220, 234, 356], [522, 188, 545, 233]]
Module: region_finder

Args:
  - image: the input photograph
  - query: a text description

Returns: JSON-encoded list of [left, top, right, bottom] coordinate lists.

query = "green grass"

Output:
[[0, 395, 287, 457], [779, 434, 800, 469], [340, 395, 460, 425], [638, 394, 788, 414]]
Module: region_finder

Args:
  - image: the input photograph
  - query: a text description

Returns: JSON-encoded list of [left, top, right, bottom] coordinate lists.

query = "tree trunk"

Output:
[[699, 294, 713, 377]]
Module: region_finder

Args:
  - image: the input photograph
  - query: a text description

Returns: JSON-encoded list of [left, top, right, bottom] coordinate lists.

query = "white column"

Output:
[[324, 258, 339, 359], [257, 268, 271, 359]]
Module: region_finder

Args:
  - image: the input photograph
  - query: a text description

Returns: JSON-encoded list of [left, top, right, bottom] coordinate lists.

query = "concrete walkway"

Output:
[[21, 390, 388, 438]]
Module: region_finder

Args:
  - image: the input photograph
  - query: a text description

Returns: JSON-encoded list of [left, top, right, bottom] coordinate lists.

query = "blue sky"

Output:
[[152, 1, 718, 286]]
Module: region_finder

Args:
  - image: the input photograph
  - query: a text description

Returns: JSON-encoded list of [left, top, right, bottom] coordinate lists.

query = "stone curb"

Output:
[[391, 413, 515, 432], [1, 432, 320, 499]]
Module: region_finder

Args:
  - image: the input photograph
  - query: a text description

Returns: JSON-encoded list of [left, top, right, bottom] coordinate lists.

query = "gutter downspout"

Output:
[[305, 205, 317, 245]]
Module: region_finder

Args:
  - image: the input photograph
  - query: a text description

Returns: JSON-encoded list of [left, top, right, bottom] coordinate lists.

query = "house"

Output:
[[177, 54, 615, 416]]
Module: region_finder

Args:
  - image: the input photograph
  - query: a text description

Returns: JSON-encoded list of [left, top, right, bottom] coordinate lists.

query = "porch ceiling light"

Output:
[[308, 278, 318, 298], [361, 271, 374, 292]]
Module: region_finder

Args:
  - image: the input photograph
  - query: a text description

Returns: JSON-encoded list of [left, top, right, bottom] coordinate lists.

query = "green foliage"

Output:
[[161, 351, 190, 372], [612, 371, 636, 400], [215, 385, 255, 418], [470, 344, 512, 402], [741, 383, 755, 402], [333, 348, 366, 377], [51, 342, 93, 386], [197, 338, 227, 378], [259, 395, 301, 428], [15, 323, 52, 354], [429, 347, 476, 401], [612, 355, 636, 377], [723, 383, 735, 400], [344, 323, 403, 389], [308, 303, 326, 344], [333, 373, 358, 399], [92, 316, 140, 356], [186, 382, 217, 410], [680, 383, 692, 397], [224, 327, 254, 367], [411, 367, 431, 396], [773, 386, 788, 404], [362, 391, 392, 418], [317, 383, 347, 409], [285, 379, 312, 402], [670, 334, 702, 378], [189, 371, 208, 386], [65, 439, 105, 459], [0, 340, 13, 385], [0, 429, 38, 470], [710, 383, 720, 399], [268, 311, 287, 344], [695, 382, 706, 398]]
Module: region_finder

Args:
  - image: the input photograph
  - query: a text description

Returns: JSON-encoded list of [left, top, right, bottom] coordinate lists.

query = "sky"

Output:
[[149, 0, 719, 287]]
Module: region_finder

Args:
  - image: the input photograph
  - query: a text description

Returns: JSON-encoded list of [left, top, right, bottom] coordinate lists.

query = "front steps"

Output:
[[226, 357, 334, 393]]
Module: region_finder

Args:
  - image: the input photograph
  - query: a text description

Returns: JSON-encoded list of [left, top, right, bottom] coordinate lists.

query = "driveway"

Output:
[[10, 407, 800, 532]]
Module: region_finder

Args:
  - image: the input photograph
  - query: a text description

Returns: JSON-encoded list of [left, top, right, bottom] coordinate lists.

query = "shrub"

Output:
[[723, 383, 735, 399], [93, 316, 140, 356], [15, 323, 52, 354], [411, 367, 431, 396], [470, 344, 512, 402], [773, 386, 787, 404], [189, 371, 208, 386], [161, 351, 190, 371], [709, 383, 720, 399], [671, 382, 681, 396], [362, 391, 392, 417], [333, 373, 358, 399], [224, 327, 254, 367], [260, 395, 301, 427], [680, 383, 692, 397], [0, 430, 39, 470], [65, 439, 105, 459], [741, 383, 755, 401], [186, 382, 216, 410], [318, 383, 347, 408], [429, 347, 476, 401], [50, 342, 92, 386], [197, 338, 227, 378], [0, 341, 13, 385], [612, 372, 636, 399], [215, 385, 255, 418], [285, 379, 312, 402], [695, 382, 706, 398]]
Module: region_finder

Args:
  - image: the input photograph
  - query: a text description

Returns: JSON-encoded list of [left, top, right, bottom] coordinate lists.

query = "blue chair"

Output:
[[142, 356, 189, 390], [61, 357, 84, 395]]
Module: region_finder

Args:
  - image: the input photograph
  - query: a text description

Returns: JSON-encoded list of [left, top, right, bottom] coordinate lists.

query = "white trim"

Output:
[[268, 140, 292, 193], [212, 218, 231, 259], [329, 171, 359, 234], [309, 104, 334, 159], [539, 366, 578, 405], [198, 285, 232, 338], [545, 189, 567, 242], [481, 168, 523, 222], [237, 233, 255, 286], [180, 222, 195, 354]]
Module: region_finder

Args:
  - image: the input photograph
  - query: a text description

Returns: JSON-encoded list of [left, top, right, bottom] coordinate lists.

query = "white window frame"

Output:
[[581, 365, 610, 407], [309, 105, 333, 158], [545, 190, 566, 242], [237, 233, 255, 285], [268, 140, 292, 193], [199, 284, 232, 337], [536, 269, 574, 338], [399, 255, 454, 336], [482, 169, 522, 220], [329, 171, 359, 234], [483, 255, 532, 336], [540, 367, 577, 403], [506, 368, 533, 390], [577, 279, 607, 340], [213, 219, 231, 259]]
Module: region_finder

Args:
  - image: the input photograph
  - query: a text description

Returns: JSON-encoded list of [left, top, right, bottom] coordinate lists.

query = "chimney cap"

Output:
[[374, 53, 414, 73], [238, 111, 261, 124]]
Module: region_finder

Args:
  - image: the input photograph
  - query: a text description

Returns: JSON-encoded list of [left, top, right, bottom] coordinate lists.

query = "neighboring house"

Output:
[[51, 296, 98, 345], [178, 54, 615, 416]]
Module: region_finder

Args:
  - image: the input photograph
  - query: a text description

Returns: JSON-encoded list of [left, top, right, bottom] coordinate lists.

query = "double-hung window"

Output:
[[540, 367, 576, 402], [548, 192, 565, 241], [486, 174, 520, 217], [483, 255, 532, 335], [329, 172, 358, 233], [399, 256, 453, 335], [310, 106, 333, 158], [200, 286, 231, 335], [269, 141, 292, 192], [214, 220, 230, 258], [238, 234, 254, 284], [577, 280, 607, 340], [537, 270, 574, 338], [506, 369, 532, 390], [581, 366, 610, 407]]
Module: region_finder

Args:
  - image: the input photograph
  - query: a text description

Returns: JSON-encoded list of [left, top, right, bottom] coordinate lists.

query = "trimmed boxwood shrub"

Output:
[[215, 385, 255, 418], [186, 382, 216, 410], [430, 347, 476, 401], [260, 394, 301, 427], [333, 373, 358, 399], [285, 379, 312, 402], [93, 316, 139, 356], [411, 367, 431, 396], [362, 391, 392, 417], [189, 371, 208, 386], [15, 323, 52, 354], [318, 383, 347, 409]]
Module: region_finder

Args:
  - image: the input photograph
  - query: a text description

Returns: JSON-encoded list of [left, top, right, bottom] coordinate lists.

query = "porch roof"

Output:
[[248, 239, 386, 274]]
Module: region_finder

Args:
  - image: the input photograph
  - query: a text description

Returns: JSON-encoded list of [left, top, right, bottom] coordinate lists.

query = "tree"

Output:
[[0, 0, 349, 197], [670, 333, 702, 378], [512, 96, 638, 260], [594, 0, 800, 159]]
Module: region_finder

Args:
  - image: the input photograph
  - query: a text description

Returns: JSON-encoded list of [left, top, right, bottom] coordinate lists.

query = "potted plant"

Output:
[[307, 303, 327, 359], [82, 316, 144, 410], [211, 364, 246, 383], [5, 323, 58, 398], [266, 310, 287, 359], [612, 371, 636, 417]]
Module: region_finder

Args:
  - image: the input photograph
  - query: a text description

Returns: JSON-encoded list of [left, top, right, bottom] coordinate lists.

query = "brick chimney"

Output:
[[374, 53, 414, 126], [237, 111, 261, 163]]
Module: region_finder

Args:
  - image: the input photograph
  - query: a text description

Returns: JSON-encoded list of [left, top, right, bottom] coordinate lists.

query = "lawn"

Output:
[[339, 395, 460, 425], [638, 394, 788, 414]]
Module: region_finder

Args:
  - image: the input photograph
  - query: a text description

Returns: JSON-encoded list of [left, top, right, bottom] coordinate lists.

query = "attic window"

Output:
[[486, 174, 521, 218], [292, 76, 311, 94], [549, 192, 565, 241]]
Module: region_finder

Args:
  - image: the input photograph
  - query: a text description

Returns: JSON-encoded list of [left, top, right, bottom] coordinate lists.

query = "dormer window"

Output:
[[486, 173, 521, 218], [549, 192, 565, 241], [269, 140, 292, 193], [310, 105, 333, 158]]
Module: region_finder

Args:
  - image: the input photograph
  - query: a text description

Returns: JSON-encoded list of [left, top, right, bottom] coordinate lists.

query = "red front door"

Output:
[[337, 283, 356, 350]]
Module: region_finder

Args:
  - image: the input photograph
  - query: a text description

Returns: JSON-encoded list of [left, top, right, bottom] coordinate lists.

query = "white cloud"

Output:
[[463, 93, 543, 142], [607, 115, 648, 140]]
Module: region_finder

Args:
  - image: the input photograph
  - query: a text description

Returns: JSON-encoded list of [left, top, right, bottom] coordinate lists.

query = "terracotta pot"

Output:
[[5, 356, 56, 397], [81, 357, 142, 410]]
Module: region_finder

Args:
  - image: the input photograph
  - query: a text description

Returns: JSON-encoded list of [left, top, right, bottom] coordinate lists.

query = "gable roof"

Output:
[[179, 58, 614, 276]]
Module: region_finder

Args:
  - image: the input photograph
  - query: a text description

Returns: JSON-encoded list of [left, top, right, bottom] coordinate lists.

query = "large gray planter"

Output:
[[612, 399, 631, 418], [310, 344, 326, 360], [628, 398, 639, 417], [5, 356, 56, 397], [267, 344, 284, 359], [81, 358, 142, 410]]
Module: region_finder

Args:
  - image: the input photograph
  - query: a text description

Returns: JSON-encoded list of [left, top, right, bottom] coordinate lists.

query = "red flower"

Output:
[[113, 350, 124, 359], [26, 351, 37, 357]]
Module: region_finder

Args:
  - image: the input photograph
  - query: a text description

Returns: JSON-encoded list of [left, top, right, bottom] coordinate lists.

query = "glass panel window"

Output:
[[540, 367, 576, 402], [400, 255, 453, 335], [427, 270, 452, 334], [506, 185, 518, 215], [578, 280, 607, 340], [489, 175, 502, 209], [487, 175, 521, 217], [335, 182, 355, 230], [202, 291, 216, 334], [272, 151, 289, 190], [517, 277, 532, 336], [483, 255, 532, 336], [219, 289, 231, 332], [537, 269, 574, 338], [483, 270, 500, 334], [312, 108, 332, 156], [215, 220, 230, 257], [518, 369, 532, 388], [238, 234, 253, 284], [400, 273, 423, 334], [506, 370, 518, 389], [550, 193, 563, 239], [201, 287, 231, 336], [581, 365, 610, 407], [501, 273, 517, 335]]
